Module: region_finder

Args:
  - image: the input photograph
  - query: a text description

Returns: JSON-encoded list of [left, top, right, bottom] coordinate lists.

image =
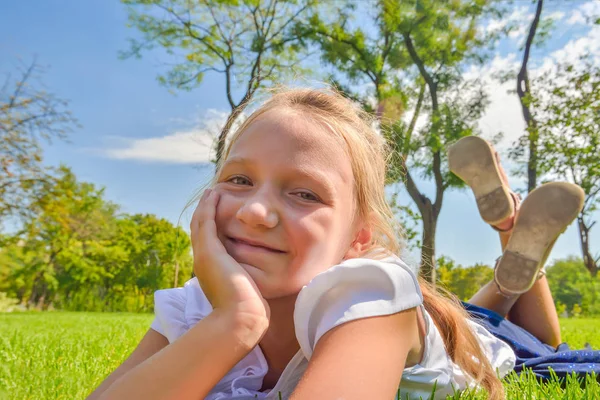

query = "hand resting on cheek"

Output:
[[191, 188, 270, 330]]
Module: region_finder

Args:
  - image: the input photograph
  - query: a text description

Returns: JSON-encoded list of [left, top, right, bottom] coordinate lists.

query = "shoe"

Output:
[[494, 182, 584, 296], [448, 136, 517, 229]]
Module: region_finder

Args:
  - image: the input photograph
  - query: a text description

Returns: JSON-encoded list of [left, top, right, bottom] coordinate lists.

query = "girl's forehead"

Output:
[[232, 108, 345, 157], [225, 108, 354, 185]]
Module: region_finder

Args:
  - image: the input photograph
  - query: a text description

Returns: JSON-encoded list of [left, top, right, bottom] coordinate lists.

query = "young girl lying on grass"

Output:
[[88, 88, 598, 400]]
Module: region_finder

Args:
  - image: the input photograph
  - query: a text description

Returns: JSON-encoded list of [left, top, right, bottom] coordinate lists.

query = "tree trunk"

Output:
[[517, 0, 543, 193], [215, 104, 247, 164], [403, 32, 444, 282], [420, 202, 437, 283], [577, 215, 598, 276], [174, 259, 180, 288]]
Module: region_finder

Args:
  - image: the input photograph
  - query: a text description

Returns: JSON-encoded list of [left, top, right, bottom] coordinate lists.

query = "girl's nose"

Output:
[[235, 192, 279, 229]]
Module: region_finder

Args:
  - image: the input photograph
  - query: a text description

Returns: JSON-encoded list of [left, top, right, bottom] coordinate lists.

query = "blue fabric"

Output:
[[462, 302, 600, 381]]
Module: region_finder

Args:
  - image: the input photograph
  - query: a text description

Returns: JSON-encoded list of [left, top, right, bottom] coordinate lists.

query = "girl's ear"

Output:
[[343, 225, 373, 260]]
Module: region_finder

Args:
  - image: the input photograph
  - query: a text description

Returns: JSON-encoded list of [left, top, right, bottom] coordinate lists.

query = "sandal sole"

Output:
[[448, 136, 514, 225], [495, 182, 584, 295]]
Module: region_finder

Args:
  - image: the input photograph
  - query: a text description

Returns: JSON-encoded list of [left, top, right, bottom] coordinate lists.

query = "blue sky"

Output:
[[1, 0, 599, 268]]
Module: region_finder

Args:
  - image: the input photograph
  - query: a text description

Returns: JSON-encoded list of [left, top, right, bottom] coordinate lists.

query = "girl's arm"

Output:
[[95, 309, 267, 400], [91, 189, 269, 400], [290, 308, 420, 399]]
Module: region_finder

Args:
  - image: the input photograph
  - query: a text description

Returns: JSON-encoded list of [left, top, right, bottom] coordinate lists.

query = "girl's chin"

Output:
[[240, 267, 302, 300]]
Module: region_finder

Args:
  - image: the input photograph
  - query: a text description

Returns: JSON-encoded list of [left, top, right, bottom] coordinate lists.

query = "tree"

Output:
[[546, 257, 600, 316], [303, 0, 495, 281], [8, 166, 120, 309], [533, 58, 600, 276], [515, 0, 544, 193], [0, 166, 193, 311], [505, 0, 560, 193], [122, 0, 316, 163], [112, 213, 192, 304], [436, 256, 494, 301], [0, 59, 77, 223]]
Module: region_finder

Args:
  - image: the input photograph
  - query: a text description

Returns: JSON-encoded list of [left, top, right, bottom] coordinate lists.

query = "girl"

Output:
[[88, 88, 587, 400]]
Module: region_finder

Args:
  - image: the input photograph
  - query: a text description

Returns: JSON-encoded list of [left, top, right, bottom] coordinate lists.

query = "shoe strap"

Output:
[[491, 191, 522, 232]]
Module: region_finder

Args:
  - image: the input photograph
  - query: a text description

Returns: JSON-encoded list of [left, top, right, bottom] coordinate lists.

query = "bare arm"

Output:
[[87, 329, 169, 400], [94, 310, 267, 400], [290, 308, 420, 399]]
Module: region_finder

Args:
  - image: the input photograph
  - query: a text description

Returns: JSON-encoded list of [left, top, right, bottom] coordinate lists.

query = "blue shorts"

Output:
[[463, 302, 600, 380]]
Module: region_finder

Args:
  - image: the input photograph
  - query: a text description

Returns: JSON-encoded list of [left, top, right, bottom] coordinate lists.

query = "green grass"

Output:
[[1, 313, 599, 399], [0, 312, 153, 400]]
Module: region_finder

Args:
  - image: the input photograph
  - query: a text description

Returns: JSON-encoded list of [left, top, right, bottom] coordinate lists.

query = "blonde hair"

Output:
[[212, 87, 503, 399]]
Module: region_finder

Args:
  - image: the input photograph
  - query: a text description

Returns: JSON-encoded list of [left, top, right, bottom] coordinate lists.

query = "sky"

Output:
[[1, 0, 599, 269]]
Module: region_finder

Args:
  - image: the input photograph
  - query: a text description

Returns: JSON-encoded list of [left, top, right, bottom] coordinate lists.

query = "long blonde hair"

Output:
[[214, 87, 504, 399]]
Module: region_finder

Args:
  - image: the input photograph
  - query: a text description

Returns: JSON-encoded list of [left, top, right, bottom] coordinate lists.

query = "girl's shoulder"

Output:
[[150, 277, 213, 343], [294, 253, 423, 359]]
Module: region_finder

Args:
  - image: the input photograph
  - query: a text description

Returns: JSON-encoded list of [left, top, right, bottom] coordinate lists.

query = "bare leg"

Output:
[[468, 220, 519, 316], [468, 207, 563, 347], [507, 276, 562, 347], [451, 137, 575, 347], [468, 275, 562, 347], [468, 281, 520, 317]]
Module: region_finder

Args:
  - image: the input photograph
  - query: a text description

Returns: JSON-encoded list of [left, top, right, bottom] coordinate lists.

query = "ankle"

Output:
[[493, 217, 515, 232]]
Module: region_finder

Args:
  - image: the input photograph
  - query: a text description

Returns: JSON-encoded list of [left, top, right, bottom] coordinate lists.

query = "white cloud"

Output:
[[463, 54, 525, 149], [567, 11, 586, 25], [101, 109, 230, 164], [547, 24, 600, 66], [546, 11, 566, 21], [566, 1, 600, 25], [484, 6, 531, 37]]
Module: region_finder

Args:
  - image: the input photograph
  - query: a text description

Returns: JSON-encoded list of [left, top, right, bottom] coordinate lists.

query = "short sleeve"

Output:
[[294, 256, 423, 359], [150, 277, 214, 343]]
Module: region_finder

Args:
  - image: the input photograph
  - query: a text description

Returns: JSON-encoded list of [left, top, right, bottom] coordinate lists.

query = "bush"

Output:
[[0, 292, 20, 312], [546, 257, 600, 317], [437, 255, 600, 318]]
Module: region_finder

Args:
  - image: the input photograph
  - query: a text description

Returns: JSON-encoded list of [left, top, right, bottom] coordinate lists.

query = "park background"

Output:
[[1, 0, 600, 398]]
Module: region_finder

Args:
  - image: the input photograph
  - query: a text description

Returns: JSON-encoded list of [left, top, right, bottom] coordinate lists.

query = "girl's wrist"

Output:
[[210, 307, 270, 351]]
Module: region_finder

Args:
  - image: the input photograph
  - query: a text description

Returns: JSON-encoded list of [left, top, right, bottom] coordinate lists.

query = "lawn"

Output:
[[1, 312, 599, 399]]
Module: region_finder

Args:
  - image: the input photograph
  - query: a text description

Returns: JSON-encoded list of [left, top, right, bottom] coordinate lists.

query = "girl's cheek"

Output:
[[215, 192, 238, 217]]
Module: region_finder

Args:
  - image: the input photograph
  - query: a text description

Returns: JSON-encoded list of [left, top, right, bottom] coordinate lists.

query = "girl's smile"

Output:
[[225, 236, 287, 253]]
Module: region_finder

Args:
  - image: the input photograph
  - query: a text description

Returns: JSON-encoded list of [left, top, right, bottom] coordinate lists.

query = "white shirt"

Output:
[[150, 255, 515, 399]]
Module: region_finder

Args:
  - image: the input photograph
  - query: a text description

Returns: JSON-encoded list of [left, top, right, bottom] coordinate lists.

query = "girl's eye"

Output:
[[294, 191, 320, 202], [228, 176, 251, 185]]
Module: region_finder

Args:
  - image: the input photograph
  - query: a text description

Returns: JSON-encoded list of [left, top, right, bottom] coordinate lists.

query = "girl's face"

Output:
[[213, 107, 369, 299]]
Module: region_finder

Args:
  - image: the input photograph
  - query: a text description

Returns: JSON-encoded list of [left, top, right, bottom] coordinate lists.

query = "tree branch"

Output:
[[402, 83, 426, 158], [403, 32, 437, 110]]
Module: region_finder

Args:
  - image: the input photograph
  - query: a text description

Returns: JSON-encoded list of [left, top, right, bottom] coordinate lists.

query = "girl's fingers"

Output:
[[191, 189, 214, 229], [192, 188, 223, 248], [202, 189, 220, 223]]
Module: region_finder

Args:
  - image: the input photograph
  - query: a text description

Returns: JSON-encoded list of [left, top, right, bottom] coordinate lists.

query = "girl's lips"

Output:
[[227, 237, 286, 253]]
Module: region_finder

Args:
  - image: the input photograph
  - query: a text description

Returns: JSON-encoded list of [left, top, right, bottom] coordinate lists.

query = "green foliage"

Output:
[[2, 312, 600, 399], [437, 255, 600, 317], [0, 292, 19, 312], [533, 57, 600, 207], [121, 0, 314, 93], [0, 167, 193, 312], [437, 256, 494, 301], [546, 257, 600, 317]]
